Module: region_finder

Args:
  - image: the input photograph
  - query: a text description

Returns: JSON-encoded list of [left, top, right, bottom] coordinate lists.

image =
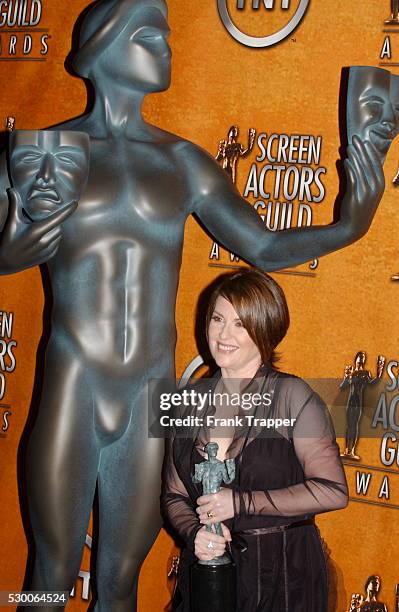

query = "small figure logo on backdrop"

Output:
[[215, 126, 256, 184], [347, 575, 388, 612], [340, 352, 385, 461], [217, 0, 311, 49], [0, 0, 50, 60]]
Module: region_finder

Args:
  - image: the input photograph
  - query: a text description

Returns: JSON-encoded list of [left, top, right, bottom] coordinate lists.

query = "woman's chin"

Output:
[[214, 353, 239, 370]]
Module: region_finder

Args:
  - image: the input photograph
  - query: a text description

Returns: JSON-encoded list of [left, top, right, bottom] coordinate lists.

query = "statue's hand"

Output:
[[0, 189, 77, 273], [341, 136, 385, 239], [377, 354, 386, 376], [215, 139, 226, 160], [196, 488, 234, 524]]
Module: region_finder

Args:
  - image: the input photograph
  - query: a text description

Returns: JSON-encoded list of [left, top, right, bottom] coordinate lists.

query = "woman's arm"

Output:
[[237, 433, 348, 517], [162, 438, 231, 559], [161, 439, 202, 549], [197, 382, 348, 523]]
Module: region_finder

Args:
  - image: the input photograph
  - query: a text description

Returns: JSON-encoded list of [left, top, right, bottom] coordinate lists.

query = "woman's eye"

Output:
[[211, 315, 222, 322], [235, 321, 243, 328]]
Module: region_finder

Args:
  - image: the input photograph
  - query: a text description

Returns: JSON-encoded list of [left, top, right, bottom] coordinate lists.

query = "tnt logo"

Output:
[[236, 0, 290, 8], [217, 0, 310, 48]]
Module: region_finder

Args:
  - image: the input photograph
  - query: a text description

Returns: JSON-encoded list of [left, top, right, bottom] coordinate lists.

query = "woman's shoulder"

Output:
[[272, 370, 326, 417], [274, 369, 315, 396]]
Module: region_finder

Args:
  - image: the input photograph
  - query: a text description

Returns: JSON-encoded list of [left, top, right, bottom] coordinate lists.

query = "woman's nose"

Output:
[[218, 323, 231, 339]]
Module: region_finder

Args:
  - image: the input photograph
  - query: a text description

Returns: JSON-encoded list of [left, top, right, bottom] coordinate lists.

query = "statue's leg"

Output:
[[344, 402, 352, 453], [94, 388, 164, 611], [346, 403, 362, 455], [22, 356, 100, 610]]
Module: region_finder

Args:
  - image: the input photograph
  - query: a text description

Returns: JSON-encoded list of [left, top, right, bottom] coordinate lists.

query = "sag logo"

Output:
[[217, 0, 310, 48]]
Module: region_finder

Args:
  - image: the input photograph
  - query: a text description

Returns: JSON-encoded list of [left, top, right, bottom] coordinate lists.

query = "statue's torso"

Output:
[[47, 133, 191, 374], [200, 461, 225, 494], [348, 370, 371, 403]]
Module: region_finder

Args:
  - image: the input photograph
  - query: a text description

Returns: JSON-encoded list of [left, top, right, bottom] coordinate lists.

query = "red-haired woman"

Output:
[[162, 269, 348, 612]]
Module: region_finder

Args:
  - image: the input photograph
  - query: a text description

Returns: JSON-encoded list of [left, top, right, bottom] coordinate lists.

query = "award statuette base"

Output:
[[191, 561, 236, 612]]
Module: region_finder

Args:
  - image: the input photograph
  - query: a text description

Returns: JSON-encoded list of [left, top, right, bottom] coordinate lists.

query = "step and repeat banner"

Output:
[[0, 1, 399, 610]]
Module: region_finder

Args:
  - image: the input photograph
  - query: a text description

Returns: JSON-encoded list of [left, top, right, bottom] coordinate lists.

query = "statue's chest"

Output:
[[66, 141, 188, 243]]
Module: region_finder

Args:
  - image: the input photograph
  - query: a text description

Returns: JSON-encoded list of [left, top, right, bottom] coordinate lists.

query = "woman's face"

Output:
[[207, 296, 262, 377]]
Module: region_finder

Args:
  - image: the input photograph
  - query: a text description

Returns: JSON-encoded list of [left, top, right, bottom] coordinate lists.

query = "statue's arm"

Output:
[[215, 140, 225, 162], [240, 128, 256, 157], [223, 459, 235, 484], [340, 366, 353, 389], [182, 138, 384, 271], [192, 463, 203, 484], [0, 150, 77, 274], [369, 355, 386, 385]]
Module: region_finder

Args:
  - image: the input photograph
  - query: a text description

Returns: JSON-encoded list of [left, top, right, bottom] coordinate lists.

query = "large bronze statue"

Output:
[[0, 1, 389, 610]]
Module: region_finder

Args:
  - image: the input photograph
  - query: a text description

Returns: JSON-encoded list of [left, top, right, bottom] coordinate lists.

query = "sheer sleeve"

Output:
[[161, 438, 201, 550], [237, 377, 349, 517]]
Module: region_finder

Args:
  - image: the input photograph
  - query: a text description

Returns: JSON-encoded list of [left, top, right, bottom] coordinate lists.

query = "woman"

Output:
[[162, 269, 348, 611]]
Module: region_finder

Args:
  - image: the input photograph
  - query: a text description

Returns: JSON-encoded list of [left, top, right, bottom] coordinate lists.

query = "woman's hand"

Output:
[[196, 488, 235, 525], [194, 524, 232, 562]]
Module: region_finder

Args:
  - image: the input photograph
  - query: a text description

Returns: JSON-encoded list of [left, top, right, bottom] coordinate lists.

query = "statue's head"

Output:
[[347, 66, 396, 162], [228, 126, 238, 141], [389, 72, 399, 134], [354, 351, 366, 368], [73, 0, 171, 93], [365, 575, 381, 596], [205, 442, 219, 458], [9, 130, 90, 221]]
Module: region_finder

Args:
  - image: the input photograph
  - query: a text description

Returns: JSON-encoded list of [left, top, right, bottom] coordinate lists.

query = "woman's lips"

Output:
[[217, 342, 238, 353]]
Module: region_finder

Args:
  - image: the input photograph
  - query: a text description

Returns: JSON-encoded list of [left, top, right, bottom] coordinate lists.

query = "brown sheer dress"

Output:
[[162, 364, 348, 612]]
